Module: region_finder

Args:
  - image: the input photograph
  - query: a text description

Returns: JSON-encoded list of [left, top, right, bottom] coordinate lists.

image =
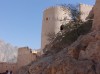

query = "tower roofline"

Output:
[[79, 3, 94, 7], [43, 5, 68, 12]]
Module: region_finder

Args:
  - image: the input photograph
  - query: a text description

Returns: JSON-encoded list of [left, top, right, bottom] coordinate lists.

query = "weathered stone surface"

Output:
[[96, 63, 100, 74], [16, 66, 30, 74], [93, 0, 100, 30], [17, 32, 100, 74], [67, 32, 96, 59], [24, 31, 99, 74]]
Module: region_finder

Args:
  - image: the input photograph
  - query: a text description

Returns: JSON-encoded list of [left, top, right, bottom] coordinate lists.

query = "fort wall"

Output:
[[93, 0, 100, 30], [17, 47, 37, 69], [41, 6, 71, 49], [79, 4, 93, 21], [0, 62, 17, 73], [0, 47, 37, 74]]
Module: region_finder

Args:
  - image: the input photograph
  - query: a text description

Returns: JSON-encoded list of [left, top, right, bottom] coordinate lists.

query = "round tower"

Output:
[[41, 6, 71, 49]]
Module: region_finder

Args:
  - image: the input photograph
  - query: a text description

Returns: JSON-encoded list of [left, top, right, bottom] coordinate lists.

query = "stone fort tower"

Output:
[[41, 4, 93, 50], [41, 6, 71, 49]]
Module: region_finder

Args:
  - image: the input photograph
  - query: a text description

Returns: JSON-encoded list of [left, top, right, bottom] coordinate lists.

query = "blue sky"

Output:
[[0, 0, 95, 49]]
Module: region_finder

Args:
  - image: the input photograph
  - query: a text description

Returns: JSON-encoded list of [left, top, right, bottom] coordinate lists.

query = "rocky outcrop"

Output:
[[17, 0, 100, 74], [25, 30, 99, 74], [17, 29, 100, 74]]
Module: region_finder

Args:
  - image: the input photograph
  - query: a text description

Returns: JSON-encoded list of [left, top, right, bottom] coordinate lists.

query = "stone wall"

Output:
[[17, 47, 37, 69], [79, 4, 93, 21], [0, 62, 17, 73], [93, 0, 100, 31], [0, 47, 37, 74]]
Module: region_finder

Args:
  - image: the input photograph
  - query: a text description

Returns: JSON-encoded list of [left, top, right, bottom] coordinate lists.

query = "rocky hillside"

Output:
[[17, 23, 97, 74], [17, 30, 100, 74], [0, 40, 18, 63], [16, 1, 100, 74]]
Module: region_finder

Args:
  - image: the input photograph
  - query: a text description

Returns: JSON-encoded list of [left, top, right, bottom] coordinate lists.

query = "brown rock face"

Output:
[[17, 30, 100, 74]]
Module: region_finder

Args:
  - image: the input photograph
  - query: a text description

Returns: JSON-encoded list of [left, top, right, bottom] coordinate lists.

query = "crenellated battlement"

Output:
[[79, 3, 93, 8], [44, 4, 93, 13], [43, 5, 68, 12]]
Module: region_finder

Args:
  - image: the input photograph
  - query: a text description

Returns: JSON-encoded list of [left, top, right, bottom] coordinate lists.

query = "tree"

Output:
[[47, 32, 56, 42], [61, 4, 82, 22]]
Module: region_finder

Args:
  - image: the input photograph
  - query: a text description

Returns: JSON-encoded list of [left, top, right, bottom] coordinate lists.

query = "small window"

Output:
[[60, 25, 64, 31], [46, 17, 48, 21]]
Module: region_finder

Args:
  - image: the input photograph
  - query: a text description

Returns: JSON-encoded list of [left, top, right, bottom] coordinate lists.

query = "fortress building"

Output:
[[41, 6, 71, 50], [0, 3, 94, 74], [41, 4, 93, 50]]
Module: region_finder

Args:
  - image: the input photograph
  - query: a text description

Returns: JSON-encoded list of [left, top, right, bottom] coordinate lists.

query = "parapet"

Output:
[[18, 47, 32, 55], [79, 3, 94, 8], [43, 5, 69, 13]]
